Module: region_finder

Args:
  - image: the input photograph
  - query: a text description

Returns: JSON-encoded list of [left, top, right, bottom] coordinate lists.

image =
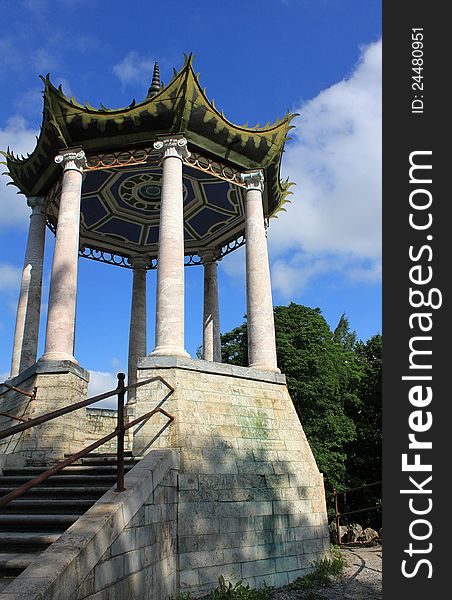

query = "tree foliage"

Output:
[[220, 303, 382, 505]]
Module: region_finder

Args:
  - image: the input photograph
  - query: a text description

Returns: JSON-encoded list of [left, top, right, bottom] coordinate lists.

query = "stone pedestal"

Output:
[[0, 362, 89, 466], [133, 357, 330, 596]]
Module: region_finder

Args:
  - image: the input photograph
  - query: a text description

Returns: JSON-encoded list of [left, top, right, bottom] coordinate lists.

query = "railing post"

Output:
[[333, 488, 341, 546], [116, 372, 126, 492]]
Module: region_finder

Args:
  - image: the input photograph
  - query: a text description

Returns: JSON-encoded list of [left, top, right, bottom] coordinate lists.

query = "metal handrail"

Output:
[[333, 481, 382, 546], [0, 373, 175, 508], [0, 375, 174, 442], [0, 382, 37, 400], [0, 413, 28, 423]]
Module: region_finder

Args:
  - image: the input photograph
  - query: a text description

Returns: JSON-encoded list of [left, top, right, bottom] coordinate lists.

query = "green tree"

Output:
[[345, 334, 382, 487], [333, 313, 357, 351]]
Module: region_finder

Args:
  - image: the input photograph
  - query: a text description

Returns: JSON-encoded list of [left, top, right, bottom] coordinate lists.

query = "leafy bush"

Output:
[[207, 577, 273, 600], [287, 548, 344, 591], [172, 576, 273, 600]]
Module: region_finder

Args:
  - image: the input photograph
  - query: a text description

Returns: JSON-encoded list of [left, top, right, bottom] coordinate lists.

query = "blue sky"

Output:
[[0, 0, 382, 394]]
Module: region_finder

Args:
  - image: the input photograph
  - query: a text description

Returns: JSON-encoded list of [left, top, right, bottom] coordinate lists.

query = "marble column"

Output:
[[242, 170, 279, 372], [201, 250, 221, 362], [40, 148, 86, 364], [151, 137, 190, 358], [10, 196, 47, 377], [128, 257, 148, 402]]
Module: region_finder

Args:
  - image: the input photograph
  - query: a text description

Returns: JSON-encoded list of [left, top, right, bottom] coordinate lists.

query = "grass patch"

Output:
[[287, 547, 345, 592]]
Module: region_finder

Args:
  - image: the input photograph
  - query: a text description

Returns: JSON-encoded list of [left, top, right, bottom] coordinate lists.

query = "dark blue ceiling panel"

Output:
[[82, 170, 113, 194], [188, 207, 232, 238], [81, 195, 109, 227], [95, 217, 142, 244]]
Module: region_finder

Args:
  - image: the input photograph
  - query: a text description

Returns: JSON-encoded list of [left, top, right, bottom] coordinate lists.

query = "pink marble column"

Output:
[[40, 148, 86, 364], [10, 196, 47, 377], [201, 250, 221, 362], [128, 257, 148, 402], [151, 137, 190, 358], [242, 170, 279, 372]]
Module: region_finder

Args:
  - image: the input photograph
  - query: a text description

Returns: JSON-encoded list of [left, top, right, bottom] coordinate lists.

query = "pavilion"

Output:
[[0, 56, 330, 599], [3, 55, 294, 387]]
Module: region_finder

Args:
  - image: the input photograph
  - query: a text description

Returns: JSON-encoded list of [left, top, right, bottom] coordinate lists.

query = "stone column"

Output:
[[10, 196, 47, 377], [150, 137, 190, 358], [242, 171, 279, 372], [201, 250, 221, 362], [128, 257, 148, 402], [40, 148, 86, 364]]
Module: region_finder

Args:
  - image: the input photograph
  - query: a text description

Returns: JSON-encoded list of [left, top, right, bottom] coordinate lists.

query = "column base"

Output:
[[248, 362, 281, 373], [150, 345, 190, 359], [39, 352, 78, 364]]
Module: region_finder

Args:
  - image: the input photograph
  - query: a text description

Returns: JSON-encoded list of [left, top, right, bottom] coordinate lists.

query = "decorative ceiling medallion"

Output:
[[119, 173, 162, 211], [118, 171, 188, 212]]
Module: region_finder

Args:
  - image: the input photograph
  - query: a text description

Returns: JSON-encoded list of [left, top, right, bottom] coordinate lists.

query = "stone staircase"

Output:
[[0, 453, 140, 593]]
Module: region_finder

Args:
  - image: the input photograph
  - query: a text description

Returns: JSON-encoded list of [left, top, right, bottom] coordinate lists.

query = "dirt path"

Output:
[[321, 546, 382, 600], [273, 545, 382, 600]]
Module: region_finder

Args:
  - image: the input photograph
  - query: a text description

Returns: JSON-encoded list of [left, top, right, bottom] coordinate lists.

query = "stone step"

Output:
[[3, 465, 134, 477], [0, 532, 61, 553], [0, 474, 118, 486], [0, 486, 110, 498], [0, 498, 93, 515], [0, 552, 39, 576], [0, 514, 78, 531], [72, 455, 142, 466], [0, 453, 142, 593]]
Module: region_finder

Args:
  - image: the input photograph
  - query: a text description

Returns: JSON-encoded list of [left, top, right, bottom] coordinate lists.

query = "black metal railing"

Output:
[[333, 480, 382, 545], [0, 373, 175, 508]]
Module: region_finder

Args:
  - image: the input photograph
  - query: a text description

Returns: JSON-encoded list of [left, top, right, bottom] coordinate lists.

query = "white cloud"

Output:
[[268, 39, 382, 297], [54, 77, 73, 98], [112, 51, 156, 87], [219, 246, 245, 284], [32, 48, 58, 73], [14, 88, 44, 117], [0, 263, 21, 292], [88, 370, 118, 409], [0, 116, 39, 229]]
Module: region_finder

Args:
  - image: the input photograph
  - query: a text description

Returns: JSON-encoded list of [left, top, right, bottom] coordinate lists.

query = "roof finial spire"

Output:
[[147, 62, 161, 97]]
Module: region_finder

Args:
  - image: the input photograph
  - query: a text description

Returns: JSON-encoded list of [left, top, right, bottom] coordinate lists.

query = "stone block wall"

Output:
[[72, 468, 178, 599], [134, 357, 330, 596], [85, 408, 134, 454], [0, 361, 89, 465]]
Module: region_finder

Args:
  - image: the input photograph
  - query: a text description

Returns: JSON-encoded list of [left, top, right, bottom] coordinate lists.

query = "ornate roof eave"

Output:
[[2, 53, 297, 210]]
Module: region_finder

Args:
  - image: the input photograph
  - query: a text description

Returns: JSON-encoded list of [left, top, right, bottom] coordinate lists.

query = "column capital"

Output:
[[241, 170, 264, 193], [55, 147, 86, 173], [129, 256, 149, 270], [199, 248, 221, 264], [27, 196, 46, 215], [153, 136, 190, 161]]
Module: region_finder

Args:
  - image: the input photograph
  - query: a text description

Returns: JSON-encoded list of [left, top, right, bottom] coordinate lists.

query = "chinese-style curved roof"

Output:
[[2, 54, 295, 218]]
